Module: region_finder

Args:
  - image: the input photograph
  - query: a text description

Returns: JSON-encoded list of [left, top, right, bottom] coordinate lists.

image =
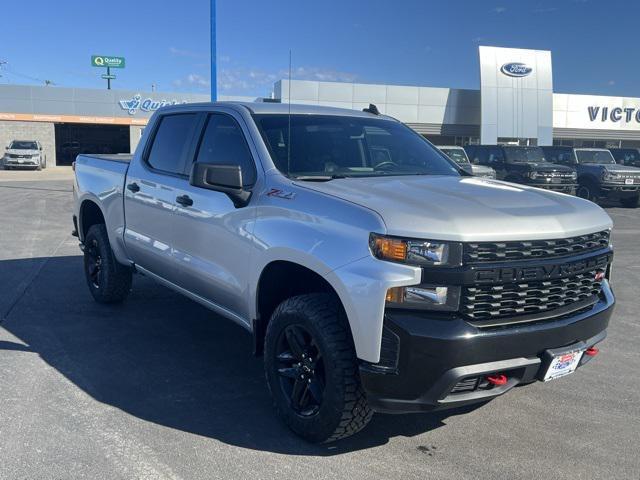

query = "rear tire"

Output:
[[83, 224, 132, 303], [621, 194, 639, 208], [264, 293, 373, 443]]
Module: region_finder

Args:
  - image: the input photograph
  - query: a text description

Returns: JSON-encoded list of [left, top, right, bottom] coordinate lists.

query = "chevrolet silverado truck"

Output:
[[73, 102, 615, 443], [465, 145, 577, 194], [3, 140, 46, 170], [542, 146, 640, 207], [437, 145, 496, 179]]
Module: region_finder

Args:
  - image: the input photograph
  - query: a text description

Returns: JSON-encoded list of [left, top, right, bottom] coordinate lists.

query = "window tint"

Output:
[[254, 114, 459, 178], [195, 114, 256, 186], [147, 114, 198, 174], [487, 147, 505, 164], [546, 149, 574, 165]]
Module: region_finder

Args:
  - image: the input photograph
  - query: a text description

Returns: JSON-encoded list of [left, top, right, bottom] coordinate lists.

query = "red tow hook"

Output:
[[486, 374, 508, 386], [585, 347, 599, 357]]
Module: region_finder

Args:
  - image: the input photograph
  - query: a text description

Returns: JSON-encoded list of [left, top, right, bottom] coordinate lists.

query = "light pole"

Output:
[[211, 0, 217, 101]]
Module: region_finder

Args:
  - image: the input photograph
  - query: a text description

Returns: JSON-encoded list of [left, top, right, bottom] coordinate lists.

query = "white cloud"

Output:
[[216, 65, 359, 94], [172, 73, 211, 90], [533, 7, 558, 13], [607, 80, 616, 86], [493, 6, 506, 13]]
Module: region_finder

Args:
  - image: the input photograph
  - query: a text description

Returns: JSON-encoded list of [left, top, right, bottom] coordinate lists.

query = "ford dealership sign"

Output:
[[500, 62, 533, 77]]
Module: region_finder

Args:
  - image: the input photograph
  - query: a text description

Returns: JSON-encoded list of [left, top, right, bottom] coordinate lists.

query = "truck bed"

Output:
[[77, 153, 132, 164]]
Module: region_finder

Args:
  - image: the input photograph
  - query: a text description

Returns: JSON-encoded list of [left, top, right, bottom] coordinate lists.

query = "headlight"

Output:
[[386, 285, 461, 311], [369, 233, 462, 267], [529, 171, 540, 179], [602, 170, 621, 181], [570, 171, 577, 180]]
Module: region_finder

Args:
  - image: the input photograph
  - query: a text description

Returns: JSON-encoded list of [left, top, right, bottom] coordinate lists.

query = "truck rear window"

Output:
[[253, 114, 460, 178], [147, 114, 198, 174]]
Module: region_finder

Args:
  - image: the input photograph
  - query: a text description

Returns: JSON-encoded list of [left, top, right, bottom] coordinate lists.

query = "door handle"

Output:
[[126, 182, 140, 193], [176, 194, 193, 207]]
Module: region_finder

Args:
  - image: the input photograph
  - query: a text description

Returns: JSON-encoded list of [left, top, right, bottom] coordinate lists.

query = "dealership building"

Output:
[[3, 46, 640, 167]]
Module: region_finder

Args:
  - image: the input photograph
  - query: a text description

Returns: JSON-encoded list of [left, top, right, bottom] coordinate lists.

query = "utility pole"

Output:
[[211, 0, 217, 101]]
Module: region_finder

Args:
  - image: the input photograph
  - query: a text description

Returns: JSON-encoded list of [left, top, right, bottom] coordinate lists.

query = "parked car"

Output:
[[437, 145, 496, 178], [464, 145, 577, 194], [609, 147, 640, 168], [542, 147, 640, 207], [73, 102, 615, 442], [3, 140, 46, 170]]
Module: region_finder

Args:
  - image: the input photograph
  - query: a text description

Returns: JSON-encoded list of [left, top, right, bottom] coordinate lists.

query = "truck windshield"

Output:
[[503, 147, 546, 163], [253, 114, 460, 179], [440, 148, 470, 165], [575, 150, 616, 165], [9, 141, 38, 150]]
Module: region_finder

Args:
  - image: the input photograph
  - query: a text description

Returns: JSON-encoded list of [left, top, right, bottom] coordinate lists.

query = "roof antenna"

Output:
[[287, 50, 292, 176]]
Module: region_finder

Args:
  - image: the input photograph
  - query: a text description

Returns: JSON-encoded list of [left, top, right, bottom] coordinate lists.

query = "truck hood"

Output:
[[470, 164, 495, 176], [296, 176, 612, 242], [599, 164, 640, 175]]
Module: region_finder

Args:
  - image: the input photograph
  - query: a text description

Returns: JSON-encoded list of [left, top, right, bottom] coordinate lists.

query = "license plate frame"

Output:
[[542, 347, 584, 381]]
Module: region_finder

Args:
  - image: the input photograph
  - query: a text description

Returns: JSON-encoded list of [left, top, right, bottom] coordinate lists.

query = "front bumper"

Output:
[[360, 282, 614, 413], [4, 157, 40, 168], [529, 181, 577, 194], [600, 182, 640, 197]]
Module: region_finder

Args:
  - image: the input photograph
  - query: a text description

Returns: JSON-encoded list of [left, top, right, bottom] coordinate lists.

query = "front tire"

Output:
[[621, 194, 639, 208], [264, 293, 372, 443], [576, 180, 599, 202], [83, 224, 132, 303]]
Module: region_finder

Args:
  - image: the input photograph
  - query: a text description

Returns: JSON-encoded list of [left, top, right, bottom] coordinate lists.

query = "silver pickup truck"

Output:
[[73, 102, 615, 443]]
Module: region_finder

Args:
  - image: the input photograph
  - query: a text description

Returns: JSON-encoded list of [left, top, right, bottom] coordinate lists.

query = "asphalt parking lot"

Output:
[[0, 167, 638, 480]]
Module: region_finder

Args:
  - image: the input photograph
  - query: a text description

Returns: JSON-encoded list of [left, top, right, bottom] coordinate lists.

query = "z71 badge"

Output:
[[266, 188, 296, 200]]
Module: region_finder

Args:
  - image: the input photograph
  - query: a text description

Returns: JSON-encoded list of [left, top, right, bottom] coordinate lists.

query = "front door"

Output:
[[170, 111, 259, 322]]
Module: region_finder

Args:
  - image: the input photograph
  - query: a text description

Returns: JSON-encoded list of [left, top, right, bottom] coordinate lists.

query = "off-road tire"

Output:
[[264, 293, 373, 443], [576, 180, 599, 202], [84, 224, 132, 303]]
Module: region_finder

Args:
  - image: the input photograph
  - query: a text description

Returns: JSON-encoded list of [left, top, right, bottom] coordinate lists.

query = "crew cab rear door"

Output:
[[169, 109, 259, 323], [123, 112, 201, 284]]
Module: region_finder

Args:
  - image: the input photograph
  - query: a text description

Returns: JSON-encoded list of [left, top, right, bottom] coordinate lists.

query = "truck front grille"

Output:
[[461, 269, 603, 322], [463, 230, 610, 264]]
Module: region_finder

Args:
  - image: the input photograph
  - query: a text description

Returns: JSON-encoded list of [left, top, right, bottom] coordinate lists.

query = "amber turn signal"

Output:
[[372, 236, 407, 262]]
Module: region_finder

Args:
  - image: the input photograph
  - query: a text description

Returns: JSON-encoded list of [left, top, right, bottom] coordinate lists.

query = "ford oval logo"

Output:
[[500, 62, 533, 77]]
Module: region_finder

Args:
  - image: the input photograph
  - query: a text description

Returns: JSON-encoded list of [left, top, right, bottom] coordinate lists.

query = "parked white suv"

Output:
[[3, 140, 46, 170]]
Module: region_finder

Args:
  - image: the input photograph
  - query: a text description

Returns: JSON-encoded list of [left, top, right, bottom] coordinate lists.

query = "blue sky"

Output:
[[1, 0, 638, 97]]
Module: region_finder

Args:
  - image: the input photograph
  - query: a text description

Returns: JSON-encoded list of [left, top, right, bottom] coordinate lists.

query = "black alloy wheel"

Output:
[[275, 324, 326, 416]]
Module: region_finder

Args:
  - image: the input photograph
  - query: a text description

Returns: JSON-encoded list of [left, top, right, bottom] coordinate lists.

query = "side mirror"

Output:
[[189, 163, 251, 207]]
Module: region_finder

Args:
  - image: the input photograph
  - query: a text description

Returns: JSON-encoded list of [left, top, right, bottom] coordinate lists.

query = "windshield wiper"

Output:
[[293, 174, 347, 181]]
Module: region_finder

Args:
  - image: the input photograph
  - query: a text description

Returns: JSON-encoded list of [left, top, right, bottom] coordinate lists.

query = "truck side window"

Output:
[[475, 147, 490, 165], [488, 147, 504, 164], [147, 113, 198, 174], [195, 114, 256, 186]]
